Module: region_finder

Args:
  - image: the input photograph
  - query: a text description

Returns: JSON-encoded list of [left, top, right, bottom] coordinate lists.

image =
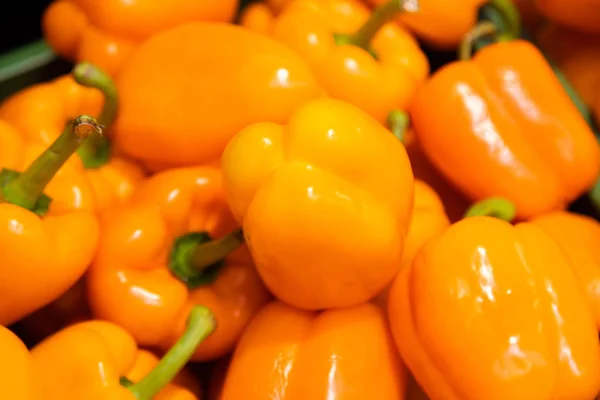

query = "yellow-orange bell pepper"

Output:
[[389, 214, 600, 400], [42, 0, 239, 77], [0, 325, 40, 399], [32, 307, 214, 399], [222, 97, 414, 310]]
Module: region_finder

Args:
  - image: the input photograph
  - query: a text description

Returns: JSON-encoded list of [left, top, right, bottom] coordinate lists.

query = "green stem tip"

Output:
[[458, 21, 498, 61], [387, 109, 409, 143], [72, 62, 118, 169], [126, 306, 216, 400], [169, 229, 245, 289], [0, 115, 101, 213], [463, 197, 516, 222]]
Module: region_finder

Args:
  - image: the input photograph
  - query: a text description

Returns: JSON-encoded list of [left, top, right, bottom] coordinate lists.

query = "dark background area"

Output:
[[0, 1, 51, 53]]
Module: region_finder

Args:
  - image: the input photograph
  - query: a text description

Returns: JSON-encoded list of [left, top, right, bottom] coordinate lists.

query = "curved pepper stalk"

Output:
[[463, 197, 516, 222]]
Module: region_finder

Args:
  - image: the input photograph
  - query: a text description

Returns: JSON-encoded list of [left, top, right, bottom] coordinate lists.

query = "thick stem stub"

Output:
[[169, 229, 245, 289], [463, 197, 516, 222], [0, 115, 101, 215], [387, 109, 409, 143]]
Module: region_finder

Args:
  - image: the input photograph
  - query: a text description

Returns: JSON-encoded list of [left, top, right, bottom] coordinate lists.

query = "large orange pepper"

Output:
[[112, 22, 322, 171], [222, 97, 414, 310], [32, 306, 215, 399], [0, 325, 41, 399], [87, 166, 270, 361], [0, 64, 146, 214], [260, 0, 429, 125], [410, 39, 600, 220], [533, 0, 600, 35], [388, 206, 600, 400], [374, 179, 450, 308], [365, 0, 487, 48], [42, 0, 239, 77], [0, 115, 100, 326], [221, 301, 406, 399], [530, 211, 600, 331]]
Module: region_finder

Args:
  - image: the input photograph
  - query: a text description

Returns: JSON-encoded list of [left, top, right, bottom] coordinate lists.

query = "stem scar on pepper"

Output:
[[463, 197, 516, 222], [333, 0, 420, 59], [72, 62, 118, 169], [169, 229, 245, 289], [125, 305, 216, 400], [0, 115, 101, 216], [387, 109, 409, 143]]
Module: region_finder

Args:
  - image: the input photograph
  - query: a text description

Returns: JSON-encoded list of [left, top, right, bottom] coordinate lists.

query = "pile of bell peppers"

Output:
[[2, 0, 600, 398]]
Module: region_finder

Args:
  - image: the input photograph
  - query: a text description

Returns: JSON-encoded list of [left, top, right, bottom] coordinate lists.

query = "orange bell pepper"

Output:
[[221, 97, 414, 310], [42, 0, 239, 77], [374, 179, 450, 308], [221, 301, 406, 399], [239, 2, 276, 36], [388, 203, 600, 400], [0, 115, 101, 326], [263, 0, 429, 125], [87, 166, 270, 361], [530, 211, 600, 331], [32, 306, 214, 399], [0, 325, 41, 399], [112, 22, 321, 171], [533, 0, 600, 35], [365, 0, 487, 48], [410, 39, 600, 220], [0, 64, 146, 214]]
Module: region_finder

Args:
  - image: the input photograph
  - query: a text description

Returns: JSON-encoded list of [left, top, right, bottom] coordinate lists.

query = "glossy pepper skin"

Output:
[[0, 325, 41, 400], [88, 166, 270, 361], [221, 301, 406, 400], [42, 0, 239, 77], [534, 0, 600, 35], [222, 97, 414, 310], [112, 22, 321, 171], [31, 320, 202, 399], [366, 0, 486, 48], [265, 0, 429, 124], [410, 40, 600, 220], [388, 216, 600, 400], [0, 74, 145, 213], [374, 179, 450, 308], [530, 211, 600, 331]]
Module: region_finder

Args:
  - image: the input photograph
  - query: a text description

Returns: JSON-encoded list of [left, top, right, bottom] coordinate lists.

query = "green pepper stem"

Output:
[[463, 197, 516, 222], [458, 21, 498, 61], [0, 115, 101, 211], [487, 0, 521, 40], [72, 62, 117, 169], [126, 306, 216, 400], [184, 229, 244, 274], [387, 110, 409, 143], [347, 0, 419, 49]]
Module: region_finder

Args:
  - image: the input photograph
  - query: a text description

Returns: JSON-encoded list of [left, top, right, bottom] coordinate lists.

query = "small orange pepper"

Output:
[[388, 205, 600, 400], [221, 301, 406, 399], [0, 116, 100, 326], [87, 166, 271, 362], [365, 0, 487, 48], [222, 97, 414, 310], [112, 22, 321, 171], [42, 0, 239, 77], [32, 306, 215, 399], [239, 2, 276, 36], [263, 0, 429, 125], [373, 179, 450, 308], [411, 39, 600, 220], [533, 0, 600, 35], [0, 325, 41, 400], [530, 211, 600, 331], [0, 64, 146, 214]]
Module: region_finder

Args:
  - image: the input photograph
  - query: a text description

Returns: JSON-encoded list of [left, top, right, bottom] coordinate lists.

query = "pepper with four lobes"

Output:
[[388, 198, 600, 400], [410, 34, 600, 220], [0, 115, 100, 326], [0, 325, 41, 399], [42, 0, 239, 77], [263, 0, 429, 125], [533, 0, 600, 35], [111, 22, 322, 171], [365, 0, 486, 48], [0, 64, 146, 214], [222, 97, 414, 310], [221, 301, 406, 399], [87, 166, 271, 361], [32, 306, 215, 399]]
